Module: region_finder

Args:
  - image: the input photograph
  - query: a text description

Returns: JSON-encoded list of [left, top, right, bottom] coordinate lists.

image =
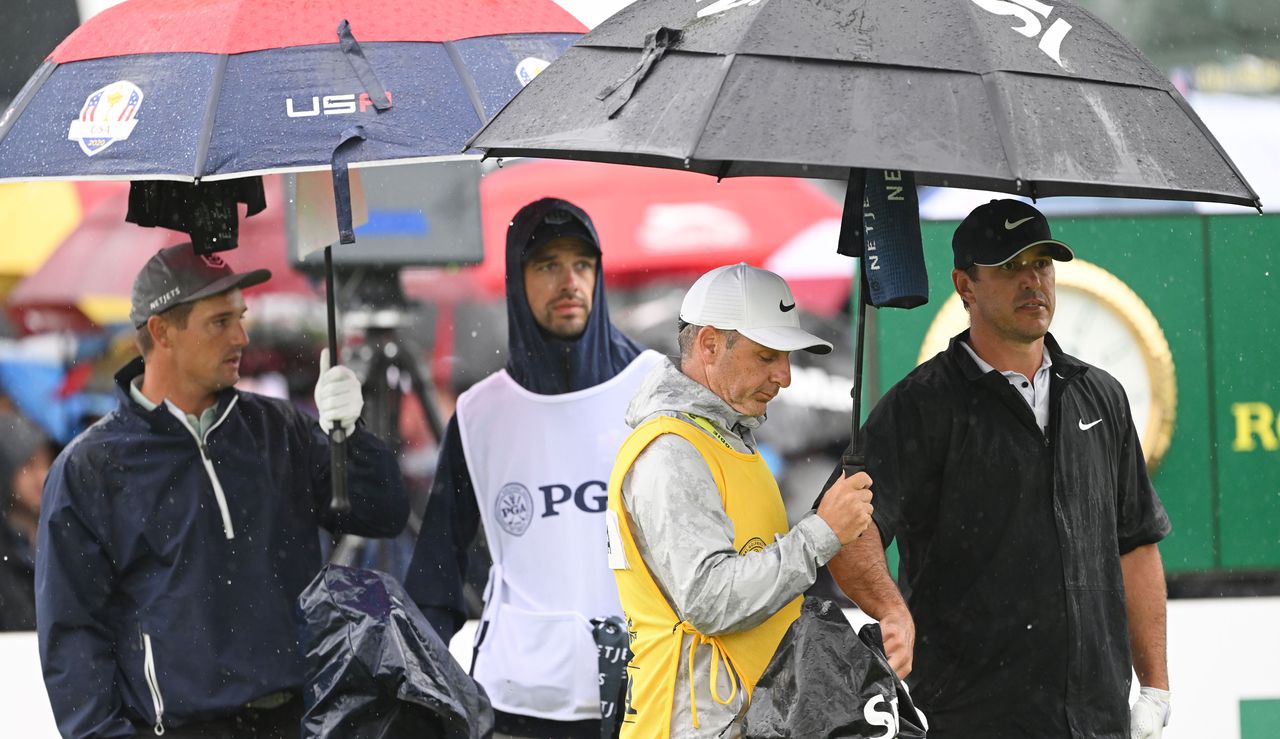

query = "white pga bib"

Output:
[[456, 350, 662, 721]]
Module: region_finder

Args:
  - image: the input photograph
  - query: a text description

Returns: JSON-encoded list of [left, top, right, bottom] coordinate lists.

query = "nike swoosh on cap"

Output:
[[779, 300, 796, 312], [1005, 217, 1035, 230], [1078, 418, 1102, 430]]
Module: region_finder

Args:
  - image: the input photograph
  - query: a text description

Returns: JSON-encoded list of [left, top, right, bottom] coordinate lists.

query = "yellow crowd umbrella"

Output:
[[0, 181, 84, 295]]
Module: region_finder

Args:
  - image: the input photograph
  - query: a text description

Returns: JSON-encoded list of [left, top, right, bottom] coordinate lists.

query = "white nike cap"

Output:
[[680, 263, 833, 355]]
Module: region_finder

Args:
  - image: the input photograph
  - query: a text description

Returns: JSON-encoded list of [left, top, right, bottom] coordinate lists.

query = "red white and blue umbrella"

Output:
[[0, 0, 585, 182], [0, 0, 586, 510]]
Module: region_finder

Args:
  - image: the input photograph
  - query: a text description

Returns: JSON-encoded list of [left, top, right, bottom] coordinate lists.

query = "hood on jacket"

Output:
[[504, 198, 643, 394], [625, 357, 762, 436]]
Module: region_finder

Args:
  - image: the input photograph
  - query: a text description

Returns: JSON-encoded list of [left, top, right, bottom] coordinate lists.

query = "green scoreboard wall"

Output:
[[871, 213, 1280, 575]]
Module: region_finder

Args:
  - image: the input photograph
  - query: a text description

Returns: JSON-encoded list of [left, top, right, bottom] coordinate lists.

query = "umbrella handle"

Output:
[[845, 233, 870, 479], [329, 430, 350, 514], [326, 245, 351, 515], [841, 450, 866, 479]]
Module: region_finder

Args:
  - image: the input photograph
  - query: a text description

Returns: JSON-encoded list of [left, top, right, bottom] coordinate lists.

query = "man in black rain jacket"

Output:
[[827, 200, 1172, 739]]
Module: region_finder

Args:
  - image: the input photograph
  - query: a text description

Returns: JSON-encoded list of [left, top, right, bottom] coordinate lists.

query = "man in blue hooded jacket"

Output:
[[36, 244, 408, 739], [406, 198, 661, 738]]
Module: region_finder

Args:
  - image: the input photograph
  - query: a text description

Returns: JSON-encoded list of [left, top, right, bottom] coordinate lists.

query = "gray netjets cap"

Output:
[[130, 243, 271, 327]]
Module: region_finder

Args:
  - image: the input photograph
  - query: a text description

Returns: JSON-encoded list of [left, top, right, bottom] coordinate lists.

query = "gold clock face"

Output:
[[918, 258, 1177, 472]]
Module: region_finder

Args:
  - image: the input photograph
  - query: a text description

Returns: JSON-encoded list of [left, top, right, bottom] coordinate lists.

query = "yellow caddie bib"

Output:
[[605, 416, 801, 738]]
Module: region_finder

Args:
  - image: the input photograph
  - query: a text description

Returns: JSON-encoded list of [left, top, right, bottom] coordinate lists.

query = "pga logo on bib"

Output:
[[494, 480, 608, 536]]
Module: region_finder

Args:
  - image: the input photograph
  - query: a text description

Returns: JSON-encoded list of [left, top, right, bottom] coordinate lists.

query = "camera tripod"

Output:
[[327, 268, 447, 572]]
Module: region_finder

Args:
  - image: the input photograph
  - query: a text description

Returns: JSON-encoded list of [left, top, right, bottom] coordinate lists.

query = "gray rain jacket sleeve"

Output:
[[620, 358, 840, 737]]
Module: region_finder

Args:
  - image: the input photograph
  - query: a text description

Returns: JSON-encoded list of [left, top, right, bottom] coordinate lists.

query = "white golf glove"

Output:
[[314, 349, 363, 435], [1130, 687, 1171, 739]]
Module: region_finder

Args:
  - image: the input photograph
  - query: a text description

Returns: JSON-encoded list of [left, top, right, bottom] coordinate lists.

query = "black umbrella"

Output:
[[469, 0, 1258, 207], [467, 0, 1263, 471]]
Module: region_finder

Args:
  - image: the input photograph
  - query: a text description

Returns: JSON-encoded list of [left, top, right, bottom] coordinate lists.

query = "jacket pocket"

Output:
[[142, 633, 166, 735], [472, 603, 599, 720]]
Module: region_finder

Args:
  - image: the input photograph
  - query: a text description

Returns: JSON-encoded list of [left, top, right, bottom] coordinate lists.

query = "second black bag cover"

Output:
[[743, 597, 927, 738], [298, 564, 494, 739]]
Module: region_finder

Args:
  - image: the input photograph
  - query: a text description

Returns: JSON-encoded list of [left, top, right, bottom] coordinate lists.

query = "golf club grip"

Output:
[[329, 428, 351, 514]]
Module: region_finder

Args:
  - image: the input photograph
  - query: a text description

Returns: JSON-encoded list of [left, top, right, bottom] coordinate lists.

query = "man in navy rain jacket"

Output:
[[405, 198, 660, 738], [36, 244, 408, 738]]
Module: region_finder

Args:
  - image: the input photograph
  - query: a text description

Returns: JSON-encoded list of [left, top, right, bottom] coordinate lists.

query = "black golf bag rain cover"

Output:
[[298, 564, 494, 739], [743, 597, 928, 738]]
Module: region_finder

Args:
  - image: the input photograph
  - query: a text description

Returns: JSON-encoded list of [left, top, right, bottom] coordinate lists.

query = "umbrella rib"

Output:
[[0, 60, 56, 144], [192, 54, 230, 181], [684, 53, 737, 169], [979, 70, 1031, 198], [443, 41, 490, 125]]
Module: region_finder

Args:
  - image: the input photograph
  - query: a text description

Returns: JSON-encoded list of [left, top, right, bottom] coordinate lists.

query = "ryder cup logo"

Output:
[[970, 0, 1073, 67], [495, 483, 534, 536], [68, 81, 144, 156]]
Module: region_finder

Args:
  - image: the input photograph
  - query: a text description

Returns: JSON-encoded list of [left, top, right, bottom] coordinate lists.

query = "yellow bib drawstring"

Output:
[[683, 413, 735, 451], [680, 623, 739, 729]]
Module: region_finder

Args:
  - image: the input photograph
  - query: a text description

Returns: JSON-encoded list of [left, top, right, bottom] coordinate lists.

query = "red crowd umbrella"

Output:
[[474, 158, 850, 313], [7, 176, 310, 335]]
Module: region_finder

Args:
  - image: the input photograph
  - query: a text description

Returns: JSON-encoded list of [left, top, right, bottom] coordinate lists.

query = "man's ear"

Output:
[[696, 325, 721, 360], [952, 268, 974, 308], [146, 314, 168, 349]]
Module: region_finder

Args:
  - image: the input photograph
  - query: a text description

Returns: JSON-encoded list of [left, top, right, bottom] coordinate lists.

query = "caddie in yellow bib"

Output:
[[604, 264, 875, 738]]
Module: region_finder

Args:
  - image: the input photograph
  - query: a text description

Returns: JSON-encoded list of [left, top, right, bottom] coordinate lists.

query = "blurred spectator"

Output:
[[0, 411, 52, 631]]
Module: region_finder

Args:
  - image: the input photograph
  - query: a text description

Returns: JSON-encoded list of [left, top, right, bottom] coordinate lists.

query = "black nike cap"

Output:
[[952, 199, 1074, 270]]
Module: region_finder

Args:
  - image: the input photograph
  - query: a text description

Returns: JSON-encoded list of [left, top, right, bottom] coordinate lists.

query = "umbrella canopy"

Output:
[[7, 177, 309, 334], [474, 158, 849, 313], [0, 0, 585, 183], [470, 0, 1260, 209]]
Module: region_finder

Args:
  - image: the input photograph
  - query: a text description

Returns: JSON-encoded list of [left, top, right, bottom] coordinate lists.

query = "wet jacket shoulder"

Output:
[[35, 358, 406, 739], [854, 335, 977, 547]]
